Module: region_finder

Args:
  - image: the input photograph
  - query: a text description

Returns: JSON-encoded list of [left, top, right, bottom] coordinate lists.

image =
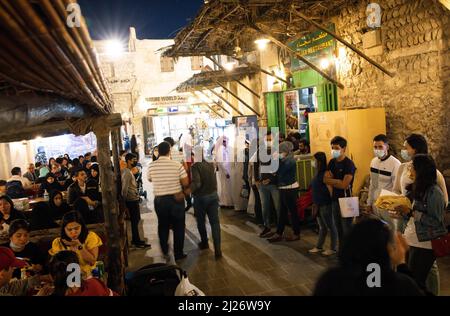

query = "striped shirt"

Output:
[[147, 157, 188, 197]]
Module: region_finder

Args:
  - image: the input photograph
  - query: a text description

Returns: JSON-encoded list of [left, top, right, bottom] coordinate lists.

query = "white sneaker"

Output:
[[308, 247, 322, 254], [322, 250, 337, 256]]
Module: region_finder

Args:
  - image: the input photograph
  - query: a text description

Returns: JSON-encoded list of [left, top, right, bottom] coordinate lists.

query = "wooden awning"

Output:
[[176, 66, 259, 93], [0, 0, 113, 116]]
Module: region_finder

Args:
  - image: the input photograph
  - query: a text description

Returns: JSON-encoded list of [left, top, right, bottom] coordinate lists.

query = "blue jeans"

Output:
[[316, 204, 338, 251], [332, 201, 353, 250], [193, 193, 221, 252], [258, 184, 281, 228], [154, 195, 185, 257]]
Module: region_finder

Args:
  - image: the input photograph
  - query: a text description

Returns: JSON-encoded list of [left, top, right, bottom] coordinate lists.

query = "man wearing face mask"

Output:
[[323, 136, 356, 249], [366, 135, 401, 218]]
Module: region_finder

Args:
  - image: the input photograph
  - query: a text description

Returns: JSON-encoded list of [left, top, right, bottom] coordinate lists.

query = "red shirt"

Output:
[[66, 278, 119, 296]]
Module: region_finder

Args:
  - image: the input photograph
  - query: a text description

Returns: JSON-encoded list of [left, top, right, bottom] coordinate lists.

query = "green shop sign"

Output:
[[289, 24, 336, 71]]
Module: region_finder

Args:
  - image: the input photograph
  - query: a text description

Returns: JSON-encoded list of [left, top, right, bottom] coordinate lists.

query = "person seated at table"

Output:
[[69, 158, 81, 174], [0, 196, 26, 225], [39, 173, 64, 197], [48, 191, 71, 221], [86, 164, 101, 203], [34, 162, 42, 180], [49, 211, 103, 278], [1, 219, 46, 278], [38, 164, 50, 183], [0, 213, 9, 239], [29, 202, 59, 231], [46, 251, 117, 296], [0, 247, 52, 296], [6, 167, 32, 198], [68, 169, 98, 210], [23, 164, 38, 184], [50, 163, 66, 184], [55, 158, 69, 181], [0, 180, 6, 197]]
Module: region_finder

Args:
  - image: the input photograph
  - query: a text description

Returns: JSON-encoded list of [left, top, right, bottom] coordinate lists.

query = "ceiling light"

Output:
[[255, 38, 271, 50]]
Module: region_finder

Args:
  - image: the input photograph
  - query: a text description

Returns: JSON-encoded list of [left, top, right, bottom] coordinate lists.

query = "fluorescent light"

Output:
[[255, 38, 270, 50], [320, 59, 330, 70], [223, 62, 236, 71], [105, 39, 124, 59]]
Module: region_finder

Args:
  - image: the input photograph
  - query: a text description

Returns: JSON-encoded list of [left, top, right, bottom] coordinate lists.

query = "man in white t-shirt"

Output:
[[367, 134, 401, 216]]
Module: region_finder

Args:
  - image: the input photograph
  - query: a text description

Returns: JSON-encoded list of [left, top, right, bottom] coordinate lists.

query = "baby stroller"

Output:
[[126, 263, 204, 296], [134, 162, 147, 201]]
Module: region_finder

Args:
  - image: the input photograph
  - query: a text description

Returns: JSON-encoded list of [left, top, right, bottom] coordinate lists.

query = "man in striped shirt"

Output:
[[147, 142, 191, 261]]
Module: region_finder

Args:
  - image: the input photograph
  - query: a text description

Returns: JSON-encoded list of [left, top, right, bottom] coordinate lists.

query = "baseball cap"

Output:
[[0, 247, 27, 270]]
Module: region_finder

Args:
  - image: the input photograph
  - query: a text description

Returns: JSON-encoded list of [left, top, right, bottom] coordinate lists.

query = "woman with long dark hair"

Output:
[[48, 190, 71, 220], [48, 251, 116, 296], [48, 211, 103, 278], [309, 152, 338, 256], [395, 154, 447, 294], [0, 195, 26, 225], [314, 218, 423, 296]]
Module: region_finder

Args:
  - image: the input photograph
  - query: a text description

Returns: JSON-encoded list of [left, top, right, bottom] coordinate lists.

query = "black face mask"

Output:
[[131, 162, 138, 168]]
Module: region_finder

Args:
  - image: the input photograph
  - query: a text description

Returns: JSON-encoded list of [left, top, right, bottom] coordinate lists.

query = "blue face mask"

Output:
[[401, 149, 411, 161], [331, 150, 341, 159]]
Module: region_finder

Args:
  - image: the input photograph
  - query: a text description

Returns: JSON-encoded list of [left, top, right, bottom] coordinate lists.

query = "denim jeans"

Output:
[[331, 201, 353, 250], [258, 184, 281, 228], [154, 195, 185, 257], [277, 188, 300, 236], [193, 193, 221, 252], [316, 204, 338, 251]]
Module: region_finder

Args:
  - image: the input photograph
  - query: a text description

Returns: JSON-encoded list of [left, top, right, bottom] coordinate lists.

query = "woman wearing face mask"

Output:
[[267, 142, 301, 242], [49, 211, 103, 278], [39, 173, 64, 197], [309, 152, 338, 256], [48, 191, 71, 221], [395, 155, 447, 295], [2, 219, 46, 279], [152, 146, 159, 161]]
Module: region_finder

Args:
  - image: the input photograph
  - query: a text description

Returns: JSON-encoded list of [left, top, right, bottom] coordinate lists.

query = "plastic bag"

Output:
[[175, 275, 205, 296]]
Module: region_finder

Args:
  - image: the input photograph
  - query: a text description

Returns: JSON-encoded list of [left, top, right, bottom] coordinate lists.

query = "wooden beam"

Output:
[[206, 87, 244, 116], [231, 56, 289, 85], [291, 10, 395, 78], [189, 92, 224, 118], [214, 80, 260, 116], [196, 90, 231, 115], [205, 56, 261, 99], [0, 113, 123, 143], [249, 23, 344, 89], [94, 124, 125, 294]]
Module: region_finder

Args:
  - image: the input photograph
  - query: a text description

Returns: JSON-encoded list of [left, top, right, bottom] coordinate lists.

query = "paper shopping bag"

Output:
[[339, 196, 360, 218]]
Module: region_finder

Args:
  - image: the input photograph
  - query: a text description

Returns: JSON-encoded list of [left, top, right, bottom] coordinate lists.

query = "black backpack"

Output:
[[126, 264, 183, 296], [6, 180, 26, 199]]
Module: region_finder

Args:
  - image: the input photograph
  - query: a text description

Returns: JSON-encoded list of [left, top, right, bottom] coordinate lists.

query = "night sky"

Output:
[[78, 0, 204, 40]]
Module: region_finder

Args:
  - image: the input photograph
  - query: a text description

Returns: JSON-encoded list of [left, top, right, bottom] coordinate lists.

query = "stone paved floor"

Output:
[[125, 159, 450, 296]]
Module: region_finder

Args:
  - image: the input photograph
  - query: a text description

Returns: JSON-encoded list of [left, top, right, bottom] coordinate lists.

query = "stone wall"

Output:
[[332, 0, 450, 170]]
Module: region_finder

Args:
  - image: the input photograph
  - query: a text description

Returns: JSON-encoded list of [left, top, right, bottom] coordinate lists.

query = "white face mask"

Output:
[[331, 149, 341, 159], [280, 152, 287, 159], [401, 150, 411, 161], [374, 149, 386, 159]]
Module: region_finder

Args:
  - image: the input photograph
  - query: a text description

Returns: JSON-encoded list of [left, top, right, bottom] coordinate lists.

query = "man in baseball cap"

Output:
[[0, 247, 48, 296]]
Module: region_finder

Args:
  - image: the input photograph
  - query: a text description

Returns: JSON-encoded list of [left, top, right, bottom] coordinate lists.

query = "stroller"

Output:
[[126, 263, 204, 296], [134, 162, 147, 201]]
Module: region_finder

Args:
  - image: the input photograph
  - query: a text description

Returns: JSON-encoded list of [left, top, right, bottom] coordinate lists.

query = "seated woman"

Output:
[[48, 211, 103, 278], [314, 217, 424, 296], [39, 173, 64, 197], [1, 219, 46, 279], [47, 251, 116, 296], [48, 191, 71, 221], [86, 164, 101, 203], [0, 196, 26, 225], [29, 202, 59, 231]]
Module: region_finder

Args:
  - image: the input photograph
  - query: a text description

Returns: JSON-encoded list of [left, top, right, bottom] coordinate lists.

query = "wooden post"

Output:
[[189, 92, 224, 118], [291, 10, 395, 78], [206, 87, 244, 116], [94, 122, 125, 294], [249, 23, 344, 89], [205, 56, 261, 99], [111, 127, 129, 267], [214, 80, 261, 116]]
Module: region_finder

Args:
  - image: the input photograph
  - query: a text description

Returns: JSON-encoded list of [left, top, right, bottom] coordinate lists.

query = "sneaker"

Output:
[[259, 227, 271, 238], [308, 247, 323, 254], [267, 234, 283, 243], [198, 242, 209, 250], [322, 250, 337, 256]]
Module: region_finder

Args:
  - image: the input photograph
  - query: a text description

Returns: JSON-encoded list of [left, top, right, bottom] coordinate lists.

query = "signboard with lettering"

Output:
[[289, 24, 336, 71], [145, 95, 189, 106]]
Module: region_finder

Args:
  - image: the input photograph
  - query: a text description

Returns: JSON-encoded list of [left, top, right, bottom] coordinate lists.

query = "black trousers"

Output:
[[277, 188, 300, 236], [126, 200, 142, 243], [252, 185, 263, 225], [408, 246, 436, 293], [154, 195, 185, 257]]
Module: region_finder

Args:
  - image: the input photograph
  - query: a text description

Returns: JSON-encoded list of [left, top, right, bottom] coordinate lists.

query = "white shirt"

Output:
[[368, 155, 401, 205], [147, 157, 188, 196], [7, 175, 32, 189], [170, 148, 184, 163]]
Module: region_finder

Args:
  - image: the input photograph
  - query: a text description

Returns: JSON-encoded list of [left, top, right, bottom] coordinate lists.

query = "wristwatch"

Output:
[[78, 245, 83, 250]]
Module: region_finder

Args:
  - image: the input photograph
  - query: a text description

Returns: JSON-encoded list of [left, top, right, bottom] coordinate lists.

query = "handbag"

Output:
[[338, 187, 360, 218], [432, 233, 450, 257]]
